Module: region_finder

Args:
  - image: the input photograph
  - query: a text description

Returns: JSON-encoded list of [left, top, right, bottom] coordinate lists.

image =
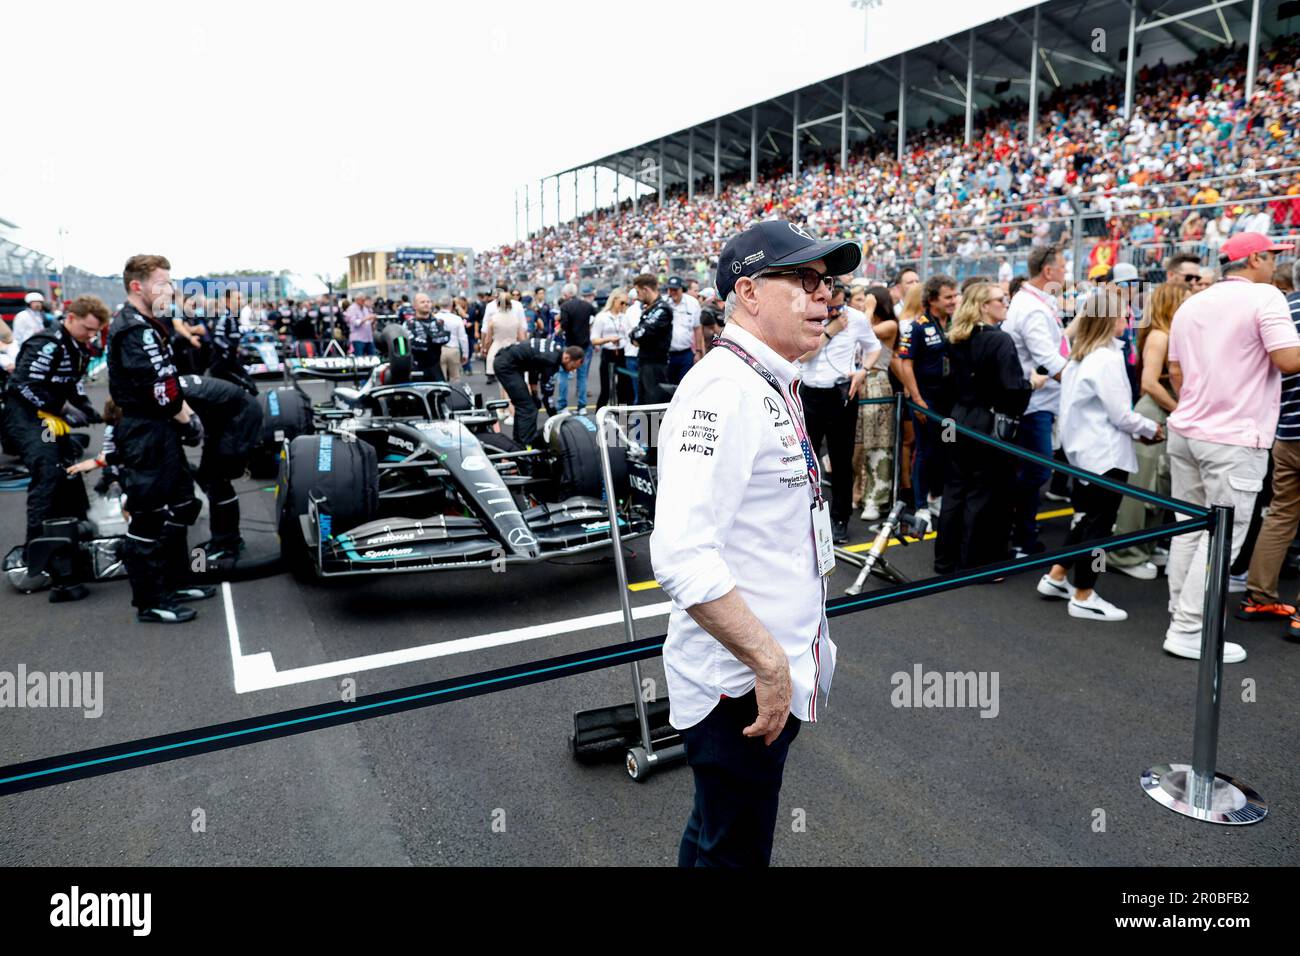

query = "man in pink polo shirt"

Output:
[[1164, 232, 1300, 662]]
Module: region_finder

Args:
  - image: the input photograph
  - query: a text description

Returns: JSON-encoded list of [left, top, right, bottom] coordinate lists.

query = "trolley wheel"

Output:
[[625, 746, 653, 782]]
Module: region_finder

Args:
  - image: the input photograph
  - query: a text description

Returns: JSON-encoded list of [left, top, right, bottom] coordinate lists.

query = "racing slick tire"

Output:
[[277, 433, 378, 579], [547, 413, 627, 499], [249, 387, 313, 479]]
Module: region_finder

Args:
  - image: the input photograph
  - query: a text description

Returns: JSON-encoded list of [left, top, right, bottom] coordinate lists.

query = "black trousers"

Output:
[[117, 416, 199, 609], [614, 353, 635, 405], [495, 365, 540, 448], [1062, 467, 1126, 591], [4, 400, 89, 545], [800, 383, 857, 524], [678, 690, 802, 867], [936, 424, 1016, 573], [638, 360, 670, 405], [596, 349, 619, 409], [196, 448, 245, 551]]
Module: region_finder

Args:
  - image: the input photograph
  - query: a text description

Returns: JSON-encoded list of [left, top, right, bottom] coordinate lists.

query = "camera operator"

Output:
[[108, 255, 214, 624]]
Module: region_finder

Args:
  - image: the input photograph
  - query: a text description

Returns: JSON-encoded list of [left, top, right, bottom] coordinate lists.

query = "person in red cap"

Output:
[[1163, 232, 1300, 663]]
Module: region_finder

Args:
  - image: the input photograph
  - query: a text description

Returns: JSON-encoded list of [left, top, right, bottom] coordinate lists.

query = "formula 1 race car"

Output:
[[274, 382, 656, 579], [239, 328, 289, 376]]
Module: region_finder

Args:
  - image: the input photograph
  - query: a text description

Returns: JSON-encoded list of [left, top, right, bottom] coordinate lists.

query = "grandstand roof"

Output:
[[551, 0, 1294, 195]]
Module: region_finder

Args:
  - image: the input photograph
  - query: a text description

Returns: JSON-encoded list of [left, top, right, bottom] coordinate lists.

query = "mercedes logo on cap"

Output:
[[731, 261, 742, 274], [788, 223, 814, 241]]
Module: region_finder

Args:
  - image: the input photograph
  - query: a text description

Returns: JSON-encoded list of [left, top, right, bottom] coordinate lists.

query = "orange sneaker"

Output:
[[1235, 598, 1297, 622]]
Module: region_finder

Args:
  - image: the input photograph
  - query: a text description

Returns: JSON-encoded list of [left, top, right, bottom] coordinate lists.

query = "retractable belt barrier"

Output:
[[0, 392, 1260, 825]]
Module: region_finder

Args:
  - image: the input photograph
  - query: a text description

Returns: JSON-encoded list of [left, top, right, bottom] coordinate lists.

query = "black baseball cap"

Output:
[[666, 276, 683, 290], [716, 220, 862, 298]]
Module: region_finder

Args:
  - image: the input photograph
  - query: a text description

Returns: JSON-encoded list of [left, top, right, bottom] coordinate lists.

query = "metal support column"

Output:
[[1028, 6, 1039, 146], [713, 120, 721, 199], [657, 139, 664, 206], [593, 166, 598, 221], [514, 188, 519, 244], [687, 129, 695, 202], [897, 54, 906, 162], [525, 182, 530, 237], [538, 179, 543, 230], [964, 30, 975, 145], [1143, 504, 1267, 824], [1124, 1, 1136, 119], [574, 169, 579, 223], [792, 92, 800, 178], [750, 106, 758, 185], [1245, 0, 1260, 101], [840, 73, 849, 170]]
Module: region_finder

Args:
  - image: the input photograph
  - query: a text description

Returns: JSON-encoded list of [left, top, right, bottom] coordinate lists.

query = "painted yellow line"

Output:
[[627, 506, 1076, 591]]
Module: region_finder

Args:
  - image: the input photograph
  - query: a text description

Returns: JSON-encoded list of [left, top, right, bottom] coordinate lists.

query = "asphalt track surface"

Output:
[[1, 357, 1297, 866]]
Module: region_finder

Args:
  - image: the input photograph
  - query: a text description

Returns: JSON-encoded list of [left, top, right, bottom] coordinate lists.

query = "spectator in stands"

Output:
[[1037, 289, 1161, 621], [1003, 245, 1069, 559], [1164, 233, 1300, 663], [937, 282, 1042, 573], [1238, 259, 1300, 632]]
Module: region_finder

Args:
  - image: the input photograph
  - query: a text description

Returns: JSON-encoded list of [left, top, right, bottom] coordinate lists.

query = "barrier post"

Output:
[[891, 390, 905, 507], [1141, 503, 1267, 824]]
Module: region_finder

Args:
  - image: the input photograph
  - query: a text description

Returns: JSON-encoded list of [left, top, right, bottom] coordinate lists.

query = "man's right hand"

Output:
[[744, 649, 793, 746], [178, 414, 204, 447]]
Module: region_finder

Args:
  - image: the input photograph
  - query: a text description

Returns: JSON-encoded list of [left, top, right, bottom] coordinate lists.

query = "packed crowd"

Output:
[[459, 34, 1300, 291]]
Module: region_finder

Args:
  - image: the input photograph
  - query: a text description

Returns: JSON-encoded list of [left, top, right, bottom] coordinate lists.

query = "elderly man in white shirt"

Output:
[[434, 300, 469, 382], [652, 219, 861, 867], [795, 280, 880, 543], [1001, 244, 1069, 558], [665, 276, 700, 384]]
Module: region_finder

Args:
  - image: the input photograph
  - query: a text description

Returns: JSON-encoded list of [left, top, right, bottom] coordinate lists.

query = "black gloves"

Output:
[[178, 414, 205, 447]]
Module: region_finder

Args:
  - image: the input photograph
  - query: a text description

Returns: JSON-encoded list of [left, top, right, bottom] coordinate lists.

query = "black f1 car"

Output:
[[274, 373, 657, 580]]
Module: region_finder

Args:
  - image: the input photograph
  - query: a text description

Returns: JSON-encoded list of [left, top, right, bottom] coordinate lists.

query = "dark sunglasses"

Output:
[[758, 266, 835, 294]]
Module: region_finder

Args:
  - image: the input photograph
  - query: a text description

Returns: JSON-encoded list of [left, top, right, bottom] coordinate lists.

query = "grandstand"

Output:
[[462, 0, 1299, 294]]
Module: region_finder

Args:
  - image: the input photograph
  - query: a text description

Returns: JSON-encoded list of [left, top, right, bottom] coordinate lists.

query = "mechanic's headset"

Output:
[[378, 322, 412, 384]]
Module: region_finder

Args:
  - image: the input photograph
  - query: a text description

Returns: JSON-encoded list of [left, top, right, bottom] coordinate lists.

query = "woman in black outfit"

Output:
[[935, 283, 1046, 574]]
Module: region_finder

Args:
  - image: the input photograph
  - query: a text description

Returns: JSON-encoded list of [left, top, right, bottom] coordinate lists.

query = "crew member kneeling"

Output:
[[651, 219, 861, 867], [493, 339, 584, 448], [4, 295, 109, 594], [108, 254, 215, 624]]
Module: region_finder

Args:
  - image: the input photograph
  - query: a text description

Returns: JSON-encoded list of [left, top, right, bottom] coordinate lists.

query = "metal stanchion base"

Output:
[[1141, 763, 1267, 825]]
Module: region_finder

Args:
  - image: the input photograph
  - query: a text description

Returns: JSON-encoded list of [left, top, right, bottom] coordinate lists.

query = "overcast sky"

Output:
[[4, 0, 1031, 281]]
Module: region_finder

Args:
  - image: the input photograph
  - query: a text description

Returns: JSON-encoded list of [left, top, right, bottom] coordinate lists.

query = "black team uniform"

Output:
[[405, 312, 450, 381], [107, 303, 212, 622], [494, 338, 566, 447], [178, 374, 263, 559], [629, 295, 673, 403], [3, 325, 100, 547], [208, 309, 256, 395]]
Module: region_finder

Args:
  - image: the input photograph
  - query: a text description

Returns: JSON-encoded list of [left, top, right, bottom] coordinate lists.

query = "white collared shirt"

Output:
[[435, 310, 469, 355], [651, 322, 834, 730], [668, 292, 700, 351], [1003, 282, 1068, 416], [796, 306, 881, 388], [1059, 339, 1157, 476]]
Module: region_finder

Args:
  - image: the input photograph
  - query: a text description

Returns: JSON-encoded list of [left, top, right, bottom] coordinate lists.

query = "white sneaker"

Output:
[[1228, 572, 1247, 594], [1163, 630, 1247, 663], [861, 503, 880, 522], [1068, 591, 1128, 621], [1151, 547, 1169, 568], [913, 508, 932, 533], [927, 494, 942, 512], [1113, 561, 1158, 581], [1037, 574, 1072, 601]]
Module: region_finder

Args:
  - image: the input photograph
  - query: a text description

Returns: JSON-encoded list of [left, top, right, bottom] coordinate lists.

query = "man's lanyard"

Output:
[[711, 336, 825, 508]]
